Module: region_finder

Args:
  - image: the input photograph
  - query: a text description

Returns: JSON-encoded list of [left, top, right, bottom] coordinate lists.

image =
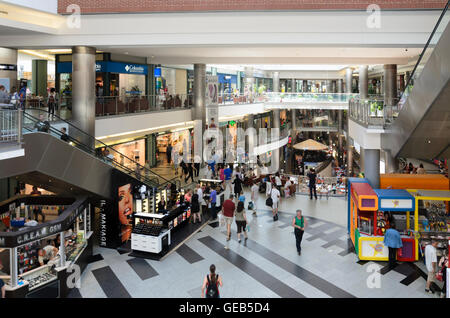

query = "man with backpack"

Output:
[[202, 264, 223, 298]]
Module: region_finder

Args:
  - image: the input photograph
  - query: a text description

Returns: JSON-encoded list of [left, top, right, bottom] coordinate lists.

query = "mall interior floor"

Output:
[[68, 189, 440, 298]]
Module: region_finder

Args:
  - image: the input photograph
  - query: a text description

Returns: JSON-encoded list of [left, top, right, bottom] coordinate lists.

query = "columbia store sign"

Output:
[[57, 61, 148, 75]]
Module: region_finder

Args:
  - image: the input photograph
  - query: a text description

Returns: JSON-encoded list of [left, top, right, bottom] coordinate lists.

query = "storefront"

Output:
[[109, 139, 147, 169], [56, 53, 148, 98], [156, 129, 193, 165], [0, 196, 94, 298]]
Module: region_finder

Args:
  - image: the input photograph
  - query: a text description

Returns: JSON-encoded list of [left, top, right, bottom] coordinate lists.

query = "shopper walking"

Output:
[[185, 162, 195, 183], [222, 194, 236, 241], [202, 264, 222, 298], [191, 193, 202, 224], [47, 87, 58, 118], [166, 144, 172, 164], [307, 168, 318, 200], [292, 210, 307, 255], [250, 181, 259, 216], [209, 185, 218, 221], [235, 201, 248, 245], [232, 175, 243, 199], [224, 164, 233, 193], [383, 223, 402, 270], [270, 185, 281, 221], [425, 240, 438, 294], [194, 161, 201, 178]]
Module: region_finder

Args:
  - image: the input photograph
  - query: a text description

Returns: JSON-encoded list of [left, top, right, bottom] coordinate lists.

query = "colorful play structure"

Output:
[[348, 174, 450, 262]]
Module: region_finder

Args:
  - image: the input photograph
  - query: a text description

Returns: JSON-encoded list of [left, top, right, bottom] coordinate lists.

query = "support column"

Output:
[[332, 80, 337, 93], [291, 78, 296, 93], [326, 80, 333, 94], [193, 63, 206, 164], [246, 114, 255, 164], [337, 79, 344, 93], [384, 64, 397, 106], [345, 67, 353, 93], [302, 80, 308, 92], [271, 109, 281, 173], [291, 109, 297, 133], [245, 67, 255, 100], [72, 46, 96, 148], [273, 72, 280, 93], [399, 74, 405, 93], [32, 60, 48, 97], [360, 147, 365, 172], [385, 150, 399, 174], [359, 65, 368, 99], [347, 145, 354, 177], [364, 149, 380, 189]]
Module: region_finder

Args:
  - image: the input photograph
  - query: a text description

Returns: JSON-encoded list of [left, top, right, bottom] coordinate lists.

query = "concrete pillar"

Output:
[[332, 80, 337, 93], [385, 150, 399, 173], [384, 64, 397, 106], [338, 110, 343, 155], [273, 72, 280, 93], [72, 46, 96, 148], [364, 149, 380, 189], [326, 80, 333, 94], [302, 80, 308, 92], [193, 63, 206, 163], [32, 60, 48, 97], [347, 145, 354, 177], [271, 109, 281, 172], [399, 74, 405, 93], [291, 78, 296, 93], [345, 68, 353, 93], [291, 109, 297, 133], [246, 114, 255, 164], [0, 48, 18, 95], [245, 67, 254, 94], [359, 65, 368, 99], [337, 79, 344, 93], [360, 147, 365, 172]]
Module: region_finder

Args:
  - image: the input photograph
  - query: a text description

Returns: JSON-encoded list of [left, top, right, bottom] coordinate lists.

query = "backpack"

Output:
[[206, 274, 219, 298]]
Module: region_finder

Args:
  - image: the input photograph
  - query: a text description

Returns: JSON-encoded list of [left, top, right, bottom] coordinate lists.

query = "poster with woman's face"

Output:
[[118, 183, 133, 242]]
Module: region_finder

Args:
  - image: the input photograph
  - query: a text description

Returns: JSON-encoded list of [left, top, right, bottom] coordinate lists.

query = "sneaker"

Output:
[[298, 251, 301, 255], [425, 289, 433, 294], [440, 292, 446, 298], [238, 239, 241, 244]]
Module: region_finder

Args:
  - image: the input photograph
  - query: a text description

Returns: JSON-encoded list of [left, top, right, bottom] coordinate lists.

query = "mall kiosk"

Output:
[[0, 196, 94, 298], [348, 180, 380, 260]]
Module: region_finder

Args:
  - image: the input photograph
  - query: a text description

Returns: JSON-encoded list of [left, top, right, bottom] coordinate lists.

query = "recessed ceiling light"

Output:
[[427, 140, 431, 144], [124, 52, 129, 55]]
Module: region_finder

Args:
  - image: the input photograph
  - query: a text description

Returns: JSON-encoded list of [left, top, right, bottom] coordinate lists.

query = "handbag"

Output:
[[248, 201, 254, 210], [266, 189, 273, 207]]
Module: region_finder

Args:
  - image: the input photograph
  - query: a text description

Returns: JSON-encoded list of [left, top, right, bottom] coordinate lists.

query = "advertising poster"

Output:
[[118, 183, 133, 243], [206, 75, 219, 128]]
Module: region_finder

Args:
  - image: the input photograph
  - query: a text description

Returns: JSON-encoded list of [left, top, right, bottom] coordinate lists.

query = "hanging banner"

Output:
[[206, 75, 219, 128]]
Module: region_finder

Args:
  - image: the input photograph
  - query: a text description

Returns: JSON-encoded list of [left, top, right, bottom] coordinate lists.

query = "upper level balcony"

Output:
[[263, 93, 360, 110]]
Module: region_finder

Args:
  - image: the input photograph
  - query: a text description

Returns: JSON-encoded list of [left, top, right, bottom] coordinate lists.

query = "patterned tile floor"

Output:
[[69, 190, 445, 298]]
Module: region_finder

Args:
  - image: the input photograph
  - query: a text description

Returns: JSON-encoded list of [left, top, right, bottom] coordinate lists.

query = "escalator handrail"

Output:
[[399, 1, 449, 102], [22, 112, 163, 189], [22, 108, 171, 184]]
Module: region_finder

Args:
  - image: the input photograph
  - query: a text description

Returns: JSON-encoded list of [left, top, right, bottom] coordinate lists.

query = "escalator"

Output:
[[381, 2, 450, 159], [0, 109, 177, 199]]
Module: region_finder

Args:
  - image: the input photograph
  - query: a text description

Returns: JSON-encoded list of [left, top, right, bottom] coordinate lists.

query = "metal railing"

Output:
[[264, 93, 359, 103], [20, 109, 173, 189], [0, 108, 22, 145], [348, 97, 400, 128]]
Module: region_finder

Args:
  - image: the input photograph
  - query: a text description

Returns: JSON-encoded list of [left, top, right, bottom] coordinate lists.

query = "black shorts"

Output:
[[236, 221, 247, 233]]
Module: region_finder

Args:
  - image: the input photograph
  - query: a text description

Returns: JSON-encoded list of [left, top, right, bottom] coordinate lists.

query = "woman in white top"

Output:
[[265, 178, 272, 197], [251, 182, 259, 215]]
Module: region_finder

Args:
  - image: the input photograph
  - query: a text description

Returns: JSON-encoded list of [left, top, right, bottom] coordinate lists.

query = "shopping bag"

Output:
[[219, 214, 225, 227]]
